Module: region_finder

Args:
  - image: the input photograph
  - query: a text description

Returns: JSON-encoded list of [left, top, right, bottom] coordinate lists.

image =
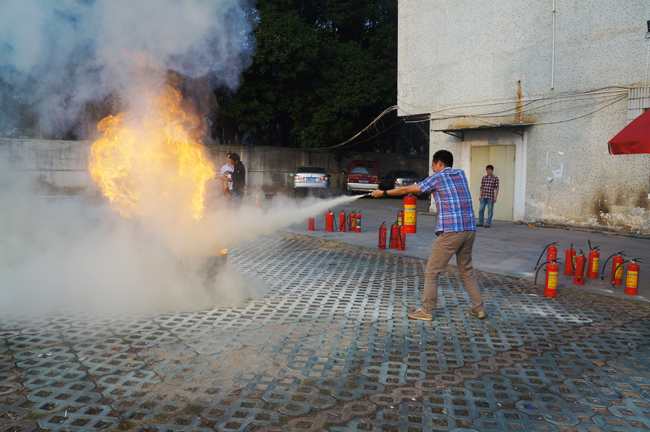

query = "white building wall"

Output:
[[399, 0, 650, 233]]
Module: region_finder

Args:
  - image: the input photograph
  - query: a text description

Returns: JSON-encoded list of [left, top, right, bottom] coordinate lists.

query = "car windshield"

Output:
[[395, 171, 419, 178], [351, 163, 376, 175], [296, 166, 326, 174]]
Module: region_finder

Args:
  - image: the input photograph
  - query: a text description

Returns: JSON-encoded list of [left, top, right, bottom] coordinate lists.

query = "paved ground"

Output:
[[2, 209, 650, 432]]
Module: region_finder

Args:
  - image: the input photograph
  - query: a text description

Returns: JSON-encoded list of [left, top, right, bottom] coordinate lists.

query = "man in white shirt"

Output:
[[219, 153, 234, 196]]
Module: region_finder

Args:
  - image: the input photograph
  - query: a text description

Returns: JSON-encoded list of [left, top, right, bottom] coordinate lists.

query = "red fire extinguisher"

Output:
[[339, 211, 346, 232], [587, 240, 600, 279], [378, 222, 387, 249], [574, 250, 586, 285], [355, 212, 362, 233], [545, 261, 560, 297], [403, 194, 417, 234], [308, 217, 315, 231], [601, 251, 625, 285], [397, 225, 406, 251], [625, 259, 641, 295], [534, 258, 561, 297], [348, 211, 356, 231], [397, 211, 403, 226], [564, 244, 576, 276], [390, 223, 399, 249], [325, 210, 334, 232], [535, 242, 559, 271]]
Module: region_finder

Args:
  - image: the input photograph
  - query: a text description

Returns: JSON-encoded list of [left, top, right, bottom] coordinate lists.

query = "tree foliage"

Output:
[[213, 0, 427, 154]]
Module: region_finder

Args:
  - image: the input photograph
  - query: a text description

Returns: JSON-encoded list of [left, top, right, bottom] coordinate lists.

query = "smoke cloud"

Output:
[[0, 0, 254, 137], [0, 164, 362, 318]]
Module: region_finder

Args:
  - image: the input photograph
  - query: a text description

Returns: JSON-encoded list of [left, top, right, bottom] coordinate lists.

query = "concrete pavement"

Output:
[[284, 196, 650, 304]]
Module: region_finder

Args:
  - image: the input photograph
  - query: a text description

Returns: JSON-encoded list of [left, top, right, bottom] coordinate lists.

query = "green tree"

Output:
[[213, 0, 428, 154]]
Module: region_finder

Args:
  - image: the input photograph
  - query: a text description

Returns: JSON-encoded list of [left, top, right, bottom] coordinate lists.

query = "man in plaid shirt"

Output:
[[478, 165, 499, 228], [371, 150, 487, 322]]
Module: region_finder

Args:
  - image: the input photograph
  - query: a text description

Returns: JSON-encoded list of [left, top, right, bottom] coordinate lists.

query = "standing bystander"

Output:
[[370, 150, 487, 321], [478, 165, 499, 228], [228, 153, 246, 206], [219, 153, 234, 197]]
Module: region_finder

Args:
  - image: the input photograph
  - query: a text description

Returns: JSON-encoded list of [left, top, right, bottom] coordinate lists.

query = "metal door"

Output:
[[470, 145, 515, 222]]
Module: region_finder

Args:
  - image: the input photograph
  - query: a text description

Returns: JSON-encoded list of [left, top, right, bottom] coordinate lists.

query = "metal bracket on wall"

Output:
[[439, 130, 464, 140]]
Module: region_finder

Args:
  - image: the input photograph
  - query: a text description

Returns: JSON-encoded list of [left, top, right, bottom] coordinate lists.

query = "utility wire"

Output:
[[448, 95, 627, 127]]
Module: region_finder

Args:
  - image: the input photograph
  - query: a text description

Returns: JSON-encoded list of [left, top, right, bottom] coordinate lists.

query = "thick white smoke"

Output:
[[0, 163, 363, 318], [0, 0, 254, 137]]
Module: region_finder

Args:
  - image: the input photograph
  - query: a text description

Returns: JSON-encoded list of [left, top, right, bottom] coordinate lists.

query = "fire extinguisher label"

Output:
[[615, 267, 623, 278], [591, 258, 599, 273], [626, 271, 638, 288], [548, 272, 558, 288], [404, 205, 417, 224]]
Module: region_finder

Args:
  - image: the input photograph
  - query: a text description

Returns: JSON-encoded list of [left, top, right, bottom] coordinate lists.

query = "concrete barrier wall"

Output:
[[0, 138, 428, 195]]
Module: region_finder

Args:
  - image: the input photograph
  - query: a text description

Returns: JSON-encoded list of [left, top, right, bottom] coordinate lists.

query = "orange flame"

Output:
[[89, 84, 215, 220]]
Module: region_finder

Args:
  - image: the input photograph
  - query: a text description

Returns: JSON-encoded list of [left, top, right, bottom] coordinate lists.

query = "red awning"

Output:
[[608, 109, 650, 155]]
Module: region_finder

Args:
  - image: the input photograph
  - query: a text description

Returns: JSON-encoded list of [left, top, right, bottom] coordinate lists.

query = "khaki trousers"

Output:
[[422, 230, 485, 314]]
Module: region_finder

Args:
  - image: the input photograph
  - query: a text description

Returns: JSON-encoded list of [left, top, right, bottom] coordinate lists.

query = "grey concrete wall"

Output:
[[206, 145, 428, 193], [398, 0, 650, 234], [0, 138, 101, 195], [0, 138, 428, 195]]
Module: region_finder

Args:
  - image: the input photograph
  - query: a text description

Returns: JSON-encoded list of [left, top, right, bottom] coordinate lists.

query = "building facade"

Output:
[[399, 0, 650, 233]]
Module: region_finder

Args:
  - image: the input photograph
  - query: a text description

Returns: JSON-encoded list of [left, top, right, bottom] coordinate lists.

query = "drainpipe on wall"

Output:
[[551, 0, 556, 90], [640, 20, 650, 87]]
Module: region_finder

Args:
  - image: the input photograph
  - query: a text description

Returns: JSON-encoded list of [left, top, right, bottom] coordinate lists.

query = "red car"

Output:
[[345, 160, 380, 193]]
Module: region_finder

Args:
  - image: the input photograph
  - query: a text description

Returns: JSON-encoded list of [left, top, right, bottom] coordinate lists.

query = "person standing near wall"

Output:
[[477, 165, 499, 228], [370, 150, 487, 322], [219, 153, 234, 197], [228, 153, 246, 206]]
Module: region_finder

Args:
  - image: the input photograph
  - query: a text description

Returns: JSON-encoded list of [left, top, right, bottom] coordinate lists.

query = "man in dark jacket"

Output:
[[228, 153, 246, 205]]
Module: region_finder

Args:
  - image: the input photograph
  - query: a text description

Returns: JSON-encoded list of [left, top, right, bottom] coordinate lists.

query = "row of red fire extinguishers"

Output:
[[534, 241, 642, 297], [308, 195, 419, 252], [309, 210, 364, 233]]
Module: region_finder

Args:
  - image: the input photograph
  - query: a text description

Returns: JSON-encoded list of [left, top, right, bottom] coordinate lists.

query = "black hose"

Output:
[[535, 244, 551, 270], [576, 252, 585, 282], [600, 252, 623, 280], [612, 261, 629, 288]]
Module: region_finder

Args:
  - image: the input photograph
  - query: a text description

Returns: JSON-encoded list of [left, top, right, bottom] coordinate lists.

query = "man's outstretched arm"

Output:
[[370, 184, 422, 198]]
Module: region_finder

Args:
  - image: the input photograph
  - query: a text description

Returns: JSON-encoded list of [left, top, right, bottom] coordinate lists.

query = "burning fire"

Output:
[[89, 84, 215, 220]]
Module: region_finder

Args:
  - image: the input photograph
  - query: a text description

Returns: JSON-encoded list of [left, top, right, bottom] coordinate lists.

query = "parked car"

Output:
[[380, 170, 421, 190], [291, 165, 331, 197], [380, 169, 429, 199], [345, 160, 380, 193]]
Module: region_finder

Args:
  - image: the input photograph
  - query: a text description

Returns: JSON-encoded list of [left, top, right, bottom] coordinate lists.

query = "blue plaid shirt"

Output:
[[417, 167, 476, 235]]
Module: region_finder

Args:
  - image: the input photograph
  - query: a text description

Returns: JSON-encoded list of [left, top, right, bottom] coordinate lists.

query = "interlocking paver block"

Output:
[[516, 393, 594, 426], [607, 398, 650, 427]]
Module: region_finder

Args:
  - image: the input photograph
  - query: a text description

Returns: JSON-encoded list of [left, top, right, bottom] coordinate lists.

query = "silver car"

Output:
[[380, 170, 421, 189], [291, 165, 331, 197]]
